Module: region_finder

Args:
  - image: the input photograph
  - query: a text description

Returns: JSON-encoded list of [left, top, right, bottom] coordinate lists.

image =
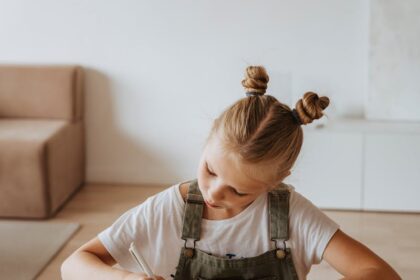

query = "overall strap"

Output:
[[181, 179, 204, 242], [268, 187, 290, 241]]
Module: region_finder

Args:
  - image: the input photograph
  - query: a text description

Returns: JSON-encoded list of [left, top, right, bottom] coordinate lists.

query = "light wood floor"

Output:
[[37, 183, 420, 279]]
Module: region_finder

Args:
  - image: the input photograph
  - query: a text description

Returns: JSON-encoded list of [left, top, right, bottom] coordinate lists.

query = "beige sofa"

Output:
[[0, 65, 85, 219]]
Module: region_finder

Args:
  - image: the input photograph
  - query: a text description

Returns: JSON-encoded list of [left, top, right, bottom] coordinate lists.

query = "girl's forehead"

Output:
[[204, 138, 275, 191]]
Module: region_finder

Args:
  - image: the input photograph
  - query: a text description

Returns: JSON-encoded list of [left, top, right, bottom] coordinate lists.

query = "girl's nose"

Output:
[[208, 182, 225, 201]]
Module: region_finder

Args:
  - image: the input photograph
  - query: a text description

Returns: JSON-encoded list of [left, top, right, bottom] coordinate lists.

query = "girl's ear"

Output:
[[267, 171, 292, 191], [278, 171, 291, 181]]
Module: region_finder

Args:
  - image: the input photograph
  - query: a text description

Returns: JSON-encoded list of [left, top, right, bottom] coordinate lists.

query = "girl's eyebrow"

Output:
[[206, 161, 251, 194]]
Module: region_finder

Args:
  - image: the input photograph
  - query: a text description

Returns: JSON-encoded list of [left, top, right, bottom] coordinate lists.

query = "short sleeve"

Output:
[[96, 185, 184, 276], [289, 189, 340, 268], [97, 202, 149, 271]]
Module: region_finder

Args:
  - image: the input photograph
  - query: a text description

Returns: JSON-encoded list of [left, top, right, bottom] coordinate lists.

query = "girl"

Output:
[[62, 66, 401, 280]]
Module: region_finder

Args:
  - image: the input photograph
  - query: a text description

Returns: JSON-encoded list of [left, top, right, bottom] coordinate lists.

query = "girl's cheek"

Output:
[[198, 177, 208, 194]]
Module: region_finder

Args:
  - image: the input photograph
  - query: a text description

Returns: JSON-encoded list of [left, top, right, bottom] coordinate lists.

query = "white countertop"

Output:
[[304, 118, 420, 134]]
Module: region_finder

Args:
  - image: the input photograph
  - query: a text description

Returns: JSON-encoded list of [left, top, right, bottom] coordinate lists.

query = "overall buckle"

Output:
[[183, 238, 196, 258], [272, 239, 287, 259]]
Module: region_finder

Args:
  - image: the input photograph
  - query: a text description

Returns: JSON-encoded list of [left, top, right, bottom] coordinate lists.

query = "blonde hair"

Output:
[[206, 65, 330, 183]]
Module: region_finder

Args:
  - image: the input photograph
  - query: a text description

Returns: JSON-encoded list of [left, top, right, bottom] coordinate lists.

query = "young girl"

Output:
[[62, 66, 401, 280]]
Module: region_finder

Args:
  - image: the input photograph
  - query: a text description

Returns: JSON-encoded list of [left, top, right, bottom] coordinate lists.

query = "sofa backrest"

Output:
[[0, 65, 83, 122]]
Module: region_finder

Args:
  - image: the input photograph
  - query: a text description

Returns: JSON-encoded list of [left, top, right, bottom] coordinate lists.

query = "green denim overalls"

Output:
[[173, 179, 299, 280]]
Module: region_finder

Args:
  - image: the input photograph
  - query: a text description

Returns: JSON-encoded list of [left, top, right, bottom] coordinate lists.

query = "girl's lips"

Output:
[[204, 199, 221, 208]]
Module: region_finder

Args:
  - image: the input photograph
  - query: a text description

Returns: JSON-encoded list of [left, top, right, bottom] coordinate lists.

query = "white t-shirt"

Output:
[[98, 180, 339, 280]]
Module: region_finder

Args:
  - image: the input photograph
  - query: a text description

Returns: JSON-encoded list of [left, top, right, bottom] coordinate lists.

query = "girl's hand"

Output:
[[123, 272, 165, 280]]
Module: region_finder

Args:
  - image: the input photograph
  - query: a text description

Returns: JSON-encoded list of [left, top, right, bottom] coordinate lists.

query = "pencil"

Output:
[[129, 241, 156, 280]]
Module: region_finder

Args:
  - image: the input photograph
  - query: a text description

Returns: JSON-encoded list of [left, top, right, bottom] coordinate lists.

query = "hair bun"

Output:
[[294, 92, 330, 125], [241, 66, 269, 95]]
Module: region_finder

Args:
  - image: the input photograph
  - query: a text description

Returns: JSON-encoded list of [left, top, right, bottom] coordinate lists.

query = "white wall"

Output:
[[367, 0, 420, 121], [0, 0, 369, 185]]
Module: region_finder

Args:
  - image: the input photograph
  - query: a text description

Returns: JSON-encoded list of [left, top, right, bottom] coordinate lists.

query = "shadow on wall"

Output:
[[83, 67, 179, 185]]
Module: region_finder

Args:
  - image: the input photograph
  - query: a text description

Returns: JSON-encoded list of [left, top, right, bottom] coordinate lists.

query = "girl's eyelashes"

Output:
[[205, 162, 249, 197], [232, 188, 248, 196], [206, 163, 216, 176]]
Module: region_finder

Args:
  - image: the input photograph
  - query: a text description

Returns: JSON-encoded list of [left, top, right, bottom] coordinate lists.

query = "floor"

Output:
[[38, 183, 420, 279]]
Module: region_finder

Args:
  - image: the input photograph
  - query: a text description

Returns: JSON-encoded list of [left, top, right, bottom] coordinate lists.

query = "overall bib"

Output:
[[173, 179, 299, 280]]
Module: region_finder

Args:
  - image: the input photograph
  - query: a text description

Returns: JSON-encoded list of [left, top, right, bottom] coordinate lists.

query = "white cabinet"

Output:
[[284, 131, 363, 210], [364, 133, 420, 211], [284, 119, 420, 212]]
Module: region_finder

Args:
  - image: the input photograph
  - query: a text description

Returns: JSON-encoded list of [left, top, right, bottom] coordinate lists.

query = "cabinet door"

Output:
[[284, 131, 363, 209], [364, 133, 420, 211]]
